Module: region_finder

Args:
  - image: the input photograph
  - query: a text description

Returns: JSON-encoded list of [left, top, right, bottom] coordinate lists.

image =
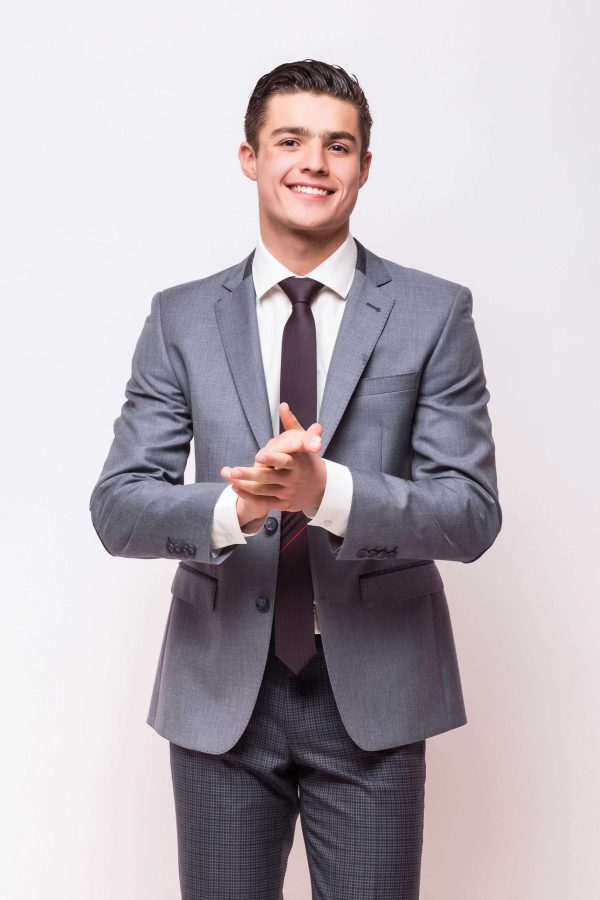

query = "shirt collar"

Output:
[[252, 231, 358, 301]]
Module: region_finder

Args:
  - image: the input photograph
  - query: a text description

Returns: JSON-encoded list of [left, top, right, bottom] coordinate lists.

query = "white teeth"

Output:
[[290, 185, 331, 196]]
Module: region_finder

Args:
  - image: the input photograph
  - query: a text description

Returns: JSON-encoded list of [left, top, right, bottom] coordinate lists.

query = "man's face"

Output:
[[239, 91, 371, 239]]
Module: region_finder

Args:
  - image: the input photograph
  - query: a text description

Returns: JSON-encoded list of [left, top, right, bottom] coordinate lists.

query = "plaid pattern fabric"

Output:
[[169, 629, 426, 899]]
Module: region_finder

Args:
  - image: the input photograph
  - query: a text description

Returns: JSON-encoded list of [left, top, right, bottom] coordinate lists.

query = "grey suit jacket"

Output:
[[89, 239, 501, 753]]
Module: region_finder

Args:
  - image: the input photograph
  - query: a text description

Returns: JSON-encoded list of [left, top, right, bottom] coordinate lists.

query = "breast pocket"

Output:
[[359, 560, 443, 608], [354, 370, 419, 397], [171, 563, 218, 612]]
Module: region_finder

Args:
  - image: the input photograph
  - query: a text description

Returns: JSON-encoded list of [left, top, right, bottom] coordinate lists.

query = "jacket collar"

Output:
[[251, 231, 358, 301]]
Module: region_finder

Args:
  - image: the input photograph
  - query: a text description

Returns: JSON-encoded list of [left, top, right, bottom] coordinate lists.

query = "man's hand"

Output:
[[221, 403, 327, 520]]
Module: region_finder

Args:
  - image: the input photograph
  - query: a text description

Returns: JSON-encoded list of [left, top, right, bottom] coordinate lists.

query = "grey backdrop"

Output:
[[1, 1, 599, 898]]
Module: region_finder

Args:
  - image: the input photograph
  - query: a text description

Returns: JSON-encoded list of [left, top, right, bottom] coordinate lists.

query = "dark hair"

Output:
[[244, 59, 372, 161]]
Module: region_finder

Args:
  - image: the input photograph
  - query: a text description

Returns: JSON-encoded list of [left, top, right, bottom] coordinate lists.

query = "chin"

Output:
[[289, 220, 337, 234]]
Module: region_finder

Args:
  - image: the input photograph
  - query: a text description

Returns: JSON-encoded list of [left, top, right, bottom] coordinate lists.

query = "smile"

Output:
[[287, 184, 333, 197]]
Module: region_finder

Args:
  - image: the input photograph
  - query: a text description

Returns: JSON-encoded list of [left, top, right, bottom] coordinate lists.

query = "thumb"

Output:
[[279, 402, 305, 431]]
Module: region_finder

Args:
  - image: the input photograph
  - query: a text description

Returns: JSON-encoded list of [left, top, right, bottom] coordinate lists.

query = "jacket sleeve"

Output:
[[89, 291, 237, 565], [327, 285, 502, 563]]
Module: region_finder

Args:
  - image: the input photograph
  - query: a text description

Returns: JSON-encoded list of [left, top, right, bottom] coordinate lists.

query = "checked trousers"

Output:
[[169, 627, 427, 900]]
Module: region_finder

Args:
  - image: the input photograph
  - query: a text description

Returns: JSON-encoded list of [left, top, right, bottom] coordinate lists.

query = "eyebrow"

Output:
[[269, 126, 358, 146]]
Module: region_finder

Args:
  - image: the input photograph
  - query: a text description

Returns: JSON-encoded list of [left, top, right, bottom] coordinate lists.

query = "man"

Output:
[[90, 60, 501, 900]]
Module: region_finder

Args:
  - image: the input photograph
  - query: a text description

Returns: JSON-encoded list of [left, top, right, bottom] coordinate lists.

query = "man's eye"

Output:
[[279, 140, 348, 152]]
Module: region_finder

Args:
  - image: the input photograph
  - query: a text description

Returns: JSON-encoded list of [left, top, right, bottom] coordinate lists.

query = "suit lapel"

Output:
[[215, 253, 275, 451], [317, 241, 394, 456], [215, 239, 395, 456]]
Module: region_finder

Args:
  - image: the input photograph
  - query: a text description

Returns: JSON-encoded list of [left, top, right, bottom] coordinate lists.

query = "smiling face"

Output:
[[239, 91, 372, 252]]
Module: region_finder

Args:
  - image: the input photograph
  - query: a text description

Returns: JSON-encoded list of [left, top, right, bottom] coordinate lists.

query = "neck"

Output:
[[259, 220, 349, 275]]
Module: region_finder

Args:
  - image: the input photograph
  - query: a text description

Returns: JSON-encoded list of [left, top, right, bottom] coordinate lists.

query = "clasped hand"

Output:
[[220, 403, 326, 526]]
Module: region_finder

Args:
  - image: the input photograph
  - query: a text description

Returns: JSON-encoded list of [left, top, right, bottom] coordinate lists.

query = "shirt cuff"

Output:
[[305, 459, 353, 538], [210, 484, 266, 556]]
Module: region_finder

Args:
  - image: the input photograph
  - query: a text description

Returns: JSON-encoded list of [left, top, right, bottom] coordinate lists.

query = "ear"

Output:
[[238, 141, 257, 182], [358, 150, 373, 189]]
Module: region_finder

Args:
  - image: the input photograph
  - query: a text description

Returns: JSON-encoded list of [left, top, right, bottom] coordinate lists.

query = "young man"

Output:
[[90, 60, 501, 900]]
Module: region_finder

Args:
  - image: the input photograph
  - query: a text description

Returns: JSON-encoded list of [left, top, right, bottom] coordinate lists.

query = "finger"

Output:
[[234, 488, 289, 511], [229, 465, 287, 486], [279, 402, 304, 432], [233, 478, 288, 497], [259, 431, 306, 457], [254, 449, 295, 468], [233, 485, 285, 507], [304, 422, 323, 451]]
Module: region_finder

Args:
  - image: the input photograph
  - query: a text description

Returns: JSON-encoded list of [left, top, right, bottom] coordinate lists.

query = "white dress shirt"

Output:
[[210, 231, 357, 632]]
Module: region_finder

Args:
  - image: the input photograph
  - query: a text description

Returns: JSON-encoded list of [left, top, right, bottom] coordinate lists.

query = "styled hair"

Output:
[[244, 59, 372, 161]]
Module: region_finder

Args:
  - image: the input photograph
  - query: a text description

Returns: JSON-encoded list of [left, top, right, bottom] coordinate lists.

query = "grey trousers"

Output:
[[169, 631, 426, 900]]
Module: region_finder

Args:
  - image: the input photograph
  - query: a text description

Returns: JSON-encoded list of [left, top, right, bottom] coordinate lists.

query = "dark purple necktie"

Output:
[[273, 276, 324, 674]]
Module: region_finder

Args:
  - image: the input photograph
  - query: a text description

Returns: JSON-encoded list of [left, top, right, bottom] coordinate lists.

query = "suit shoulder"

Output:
[[156, 256, 248, 308], [381, 255, 468, 298]]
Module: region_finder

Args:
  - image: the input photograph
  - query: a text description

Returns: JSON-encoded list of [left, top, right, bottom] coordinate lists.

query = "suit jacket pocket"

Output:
[[171, 563, 217, 612], [354, 370, 419, 397], [359, 560, 443, 608]]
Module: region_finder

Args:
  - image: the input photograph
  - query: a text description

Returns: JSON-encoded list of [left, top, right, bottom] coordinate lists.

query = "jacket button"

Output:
[[357, 549, 368, 558], [255, 596, 270, 612], [264, 516, 278, 535]]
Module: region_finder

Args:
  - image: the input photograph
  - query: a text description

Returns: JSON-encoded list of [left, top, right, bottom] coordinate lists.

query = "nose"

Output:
[[300, 139, 328, 174]]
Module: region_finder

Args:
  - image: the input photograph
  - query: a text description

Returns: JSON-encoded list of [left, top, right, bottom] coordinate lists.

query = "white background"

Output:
[[2, 1, 599, 897]]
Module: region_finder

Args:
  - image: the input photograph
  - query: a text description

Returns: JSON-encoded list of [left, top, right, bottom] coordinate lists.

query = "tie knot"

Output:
[[278, 276, 324, 306]]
